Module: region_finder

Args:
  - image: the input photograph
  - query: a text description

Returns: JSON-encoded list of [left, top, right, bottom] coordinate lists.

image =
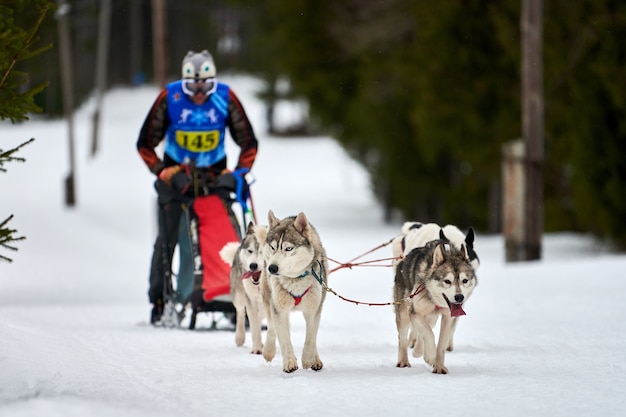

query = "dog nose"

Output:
[[249, 262, 258, 271], [454, 294, 464, 303], [268, 264, 278, 274]]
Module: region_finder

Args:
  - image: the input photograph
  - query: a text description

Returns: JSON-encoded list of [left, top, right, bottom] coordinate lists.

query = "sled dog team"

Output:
[[219, 211, 479, 374]]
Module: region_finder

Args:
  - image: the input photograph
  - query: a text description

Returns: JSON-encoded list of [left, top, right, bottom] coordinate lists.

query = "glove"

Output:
[[159, 165, 191, 195], [158, 165, 182, 184]]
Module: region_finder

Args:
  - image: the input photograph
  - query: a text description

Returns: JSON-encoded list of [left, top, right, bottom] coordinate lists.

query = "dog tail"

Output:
[[218, 241, 240, 266]]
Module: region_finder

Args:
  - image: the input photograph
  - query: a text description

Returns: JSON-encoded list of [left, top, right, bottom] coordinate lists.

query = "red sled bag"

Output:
[[183, 194, 242, 330], [193, 195, 240, 302]]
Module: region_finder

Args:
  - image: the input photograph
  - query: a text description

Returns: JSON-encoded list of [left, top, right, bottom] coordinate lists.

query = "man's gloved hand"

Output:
[[158, 165, 182, 184], [158, 165, 191, 194]]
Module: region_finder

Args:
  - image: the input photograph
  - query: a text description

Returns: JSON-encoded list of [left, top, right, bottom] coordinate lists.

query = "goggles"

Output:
[[182, 78, 217, 96]]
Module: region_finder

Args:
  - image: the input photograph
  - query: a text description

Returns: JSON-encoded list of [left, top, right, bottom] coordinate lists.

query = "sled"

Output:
[[176, 169, 256, 330]]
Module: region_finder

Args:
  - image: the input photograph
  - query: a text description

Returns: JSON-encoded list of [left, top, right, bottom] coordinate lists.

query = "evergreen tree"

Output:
[[0, 0, 54, 262]]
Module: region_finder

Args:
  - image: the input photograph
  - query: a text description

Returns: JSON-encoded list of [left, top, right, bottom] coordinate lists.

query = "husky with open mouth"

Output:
[[219, 222, 268, 354], [393, 239, 477, 374], [261, 210, 328, 373]]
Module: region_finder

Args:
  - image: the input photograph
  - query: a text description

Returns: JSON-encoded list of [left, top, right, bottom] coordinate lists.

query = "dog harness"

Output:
[[290, 285, 312, 306]]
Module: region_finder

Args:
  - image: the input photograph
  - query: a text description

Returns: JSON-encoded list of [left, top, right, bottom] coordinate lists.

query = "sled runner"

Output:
[[176, 169, 256, 330]]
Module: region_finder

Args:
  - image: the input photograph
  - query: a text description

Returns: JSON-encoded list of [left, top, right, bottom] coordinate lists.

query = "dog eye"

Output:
[[247, 249, 253, 254], [285, 246, 294, 252], [444, 279, 452, 285], [462, 279, 469, 284]]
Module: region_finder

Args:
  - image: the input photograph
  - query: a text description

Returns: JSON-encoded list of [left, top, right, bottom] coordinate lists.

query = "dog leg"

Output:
[[408, 324, 417, 349], [233, 293, 246, 347], [246, 296, 263, 354], [446, 317, 458, 352], [395, 307, 411, 368], [411, 325, 424, 358], [273, 310, 298, 373], [414, 316, 436, 367], [415, 314, 437, 357], [262, 313, 277, 363], [301, 309, 323, 371], [433, 314, 453, 374]]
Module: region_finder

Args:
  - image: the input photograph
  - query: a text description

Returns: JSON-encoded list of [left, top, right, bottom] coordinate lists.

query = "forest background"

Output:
[[8, 0, 626, 248]]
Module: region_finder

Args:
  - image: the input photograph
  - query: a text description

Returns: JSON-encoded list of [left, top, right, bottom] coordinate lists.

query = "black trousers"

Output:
[[147, 180, 191, 304]]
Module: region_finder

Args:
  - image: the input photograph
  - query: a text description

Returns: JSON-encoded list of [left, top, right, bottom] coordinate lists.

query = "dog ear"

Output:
[[268, 210, 279, 228], [439, 228, 450, 242], [293, 212, 310, 236], [460, 243, 471, 261], [465, 227, 475, 247], [432, 244, 446, 266]]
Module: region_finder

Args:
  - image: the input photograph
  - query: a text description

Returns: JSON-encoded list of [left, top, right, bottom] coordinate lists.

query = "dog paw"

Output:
[[303, 357, 323, 371], [396, 361, 411, 368], [423, 352, 435, 366], [432, 364, 448, 374], [250, 349, 263, 355], [283, 357, 299, 373]]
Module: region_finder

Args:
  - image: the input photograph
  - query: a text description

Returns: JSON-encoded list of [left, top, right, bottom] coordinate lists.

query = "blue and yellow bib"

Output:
[[164, 81, 230, 167]]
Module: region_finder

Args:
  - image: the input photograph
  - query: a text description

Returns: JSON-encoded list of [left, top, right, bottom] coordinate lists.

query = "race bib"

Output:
[[175, 130, 219, 152]]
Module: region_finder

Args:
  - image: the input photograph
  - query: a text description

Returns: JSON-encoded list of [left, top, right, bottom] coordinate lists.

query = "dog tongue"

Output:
[[242, 271, 261, 280], [449, 303, 466, 317]]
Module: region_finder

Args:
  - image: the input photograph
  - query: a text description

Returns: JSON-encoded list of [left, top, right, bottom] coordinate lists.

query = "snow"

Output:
[[2, 75, 625, 417]]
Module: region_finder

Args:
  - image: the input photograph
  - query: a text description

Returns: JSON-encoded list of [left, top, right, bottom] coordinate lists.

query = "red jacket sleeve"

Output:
[[226, 89, 258, 170], [136, 89, 169, 175]]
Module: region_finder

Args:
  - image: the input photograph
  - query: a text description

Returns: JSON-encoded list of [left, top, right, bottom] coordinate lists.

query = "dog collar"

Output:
[[290, 285, 312, 306], [296, 270, 309, 278]]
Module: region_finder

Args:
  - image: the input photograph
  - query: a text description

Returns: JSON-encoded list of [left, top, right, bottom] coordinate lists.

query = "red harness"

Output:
[[291, 285, 312, 306]]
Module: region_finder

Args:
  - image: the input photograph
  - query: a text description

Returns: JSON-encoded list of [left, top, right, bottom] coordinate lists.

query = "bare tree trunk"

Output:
[[56, 0, 76, 207], [151, 0, 168, 88], [522, 0, 544, 260], [91, 0, 111, 158]]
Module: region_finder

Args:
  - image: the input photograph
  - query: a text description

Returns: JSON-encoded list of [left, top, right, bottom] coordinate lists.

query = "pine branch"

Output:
[[0, 2, 51, 90], [0, 215, 25, 263], [0, 138, 35, 173]]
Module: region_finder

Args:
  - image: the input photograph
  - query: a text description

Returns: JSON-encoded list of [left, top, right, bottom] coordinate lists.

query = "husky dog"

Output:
[[219, 222, 268, 354], [391, 221, 480, 353], [261, 210, 328, 373], [394, 240, 477, 374]]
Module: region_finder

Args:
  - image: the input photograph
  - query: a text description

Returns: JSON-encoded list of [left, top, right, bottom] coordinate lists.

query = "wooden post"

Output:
[[522, 0, 544, 260], [502, 140, 526, 262], [151, 0, 168, 89], [56, 0, 76, 207], [91, 0, 111, 157]]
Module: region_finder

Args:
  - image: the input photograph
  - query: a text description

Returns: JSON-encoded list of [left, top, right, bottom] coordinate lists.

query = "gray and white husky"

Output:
[[391, 221, 480, 353], [394, 240, 477, 374], [219, 222, 268, 354], [261, 210, 328, 373]]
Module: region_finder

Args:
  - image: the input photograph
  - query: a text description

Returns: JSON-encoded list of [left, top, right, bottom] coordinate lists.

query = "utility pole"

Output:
[[56, 0, 76, 207], [91, 0, 111, 157], [151, 0, 168, 89], [522, 0, 544, 260]]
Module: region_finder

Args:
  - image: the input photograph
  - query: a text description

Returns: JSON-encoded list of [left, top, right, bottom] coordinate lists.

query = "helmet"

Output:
[[181, 50, 217, 96]]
